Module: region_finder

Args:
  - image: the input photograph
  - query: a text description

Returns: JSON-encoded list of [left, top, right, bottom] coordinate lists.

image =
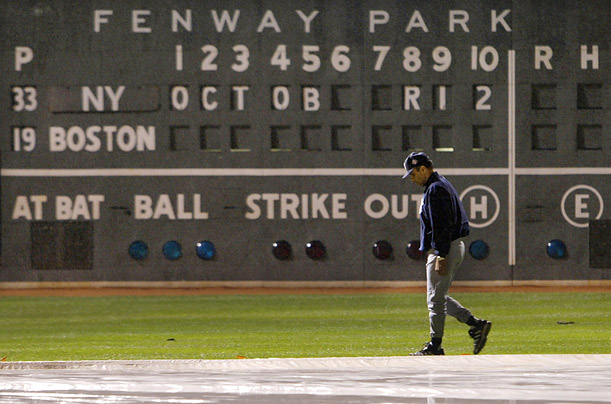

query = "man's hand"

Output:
[[435, 256, 448, 276]]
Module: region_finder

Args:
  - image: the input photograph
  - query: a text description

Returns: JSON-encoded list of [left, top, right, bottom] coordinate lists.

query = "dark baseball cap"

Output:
[[402, 152, 432, 178]]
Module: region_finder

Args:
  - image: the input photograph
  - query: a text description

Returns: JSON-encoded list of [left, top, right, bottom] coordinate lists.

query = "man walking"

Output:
[[403, 152, 491, 355]]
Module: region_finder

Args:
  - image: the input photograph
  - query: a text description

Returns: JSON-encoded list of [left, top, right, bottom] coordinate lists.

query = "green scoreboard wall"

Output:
[[1, 0, 609, 282]]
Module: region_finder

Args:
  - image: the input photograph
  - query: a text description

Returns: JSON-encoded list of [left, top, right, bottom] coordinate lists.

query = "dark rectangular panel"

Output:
[[590, 220, 610, 268], [31, 222, 93, 270]]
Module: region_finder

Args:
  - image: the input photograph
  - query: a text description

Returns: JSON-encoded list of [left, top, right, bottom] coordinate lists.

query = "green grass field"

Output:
[[0, 292, 609, 361]]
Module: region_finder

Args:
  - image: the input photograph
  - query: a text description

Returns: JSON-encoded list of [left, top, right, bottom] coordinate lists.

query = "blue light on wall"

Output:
[[373, 240, 393, 260], [128, 241, 148, 260], [469, 240, 490, 260], [547, 239, 567, 259], [306, 240, 326, 260], [196, 241, 216, 260], [406, 240, 424, 260], [272, 240, 292, 260], [163, 240, 182, 260]]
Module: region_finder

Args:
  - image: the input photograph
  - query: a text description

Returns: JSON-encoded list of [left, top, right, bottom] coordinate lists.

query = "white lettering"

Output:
[[172, 9, 192, 32], [193, 194, 209, 219], [491, 9, 511, 32], [232, 86, 249, 111], [303, 87, 320, 111], [391, 195, 409, 219], [560, 185, 603, 228], [94, 10, 113, 32], [15, 46, 34, 71], [436, 85, 447, 110], [49, 126, 155, 152], [175, 45, 183, 71], [296, 10, 319, 33], [12, 196, 32, 220], [116, 126, 137, 151], [132, 10, 151, 33], [405, 11, 428, 32], [30, 195, 47, 220], [12, 195, 47, 220], [245, 193, 347, 219], [211, 10, 240, 32], [138, 126, 156, 151], [49, 127, 66, 151], [85, 126, 102, 152], [470, 195, 488, 219], [472, 46, 499, 72], [245, 194, 261, 219], [364, 194, 389, 219], [88, 195, 104, 220], [171, 86, 189, 110], [176, 194, 192, 219], [581, 45, 599, 70], [272, 86, 290, 110], [82, 87, 104, 112], [56, 195, 104, 220], [71, 195, 91, 219], [475, 85, 492, 110], [202, 86, 217, 110], [81, 86, 125, 112], [535, 46, 553, 70], [332, 194, 347, 219], [55, 196, 72, 220], [135, 195, 153, 219], [311, 194, 329, 219], [262, 193, 280, 219], [257, 10, 281, 32], [403, 86, 421, 110], [104, 126, 116, 151], [365, 194, 409, 219], [575, 194, 590, 219], [301, 194, 309, 218], [449, 10, 469, 32], [154, 194, 175, 219], [369, 10, 389, 33], [105, 86, 125, 111], [90, 8, 522, 36], [280, 194, 300, 219], [67, 127, 86, 151]]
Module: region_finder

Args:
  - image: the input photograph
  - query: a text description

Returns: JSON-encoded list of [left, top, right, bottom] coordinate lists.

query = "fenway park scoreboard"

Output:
[[1, 0, 609, 283]]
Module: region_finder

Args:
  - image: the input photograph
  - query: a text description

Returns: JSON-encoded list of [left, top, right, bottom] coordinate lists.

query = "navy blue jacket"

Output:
[[419, 172, 470, 257]]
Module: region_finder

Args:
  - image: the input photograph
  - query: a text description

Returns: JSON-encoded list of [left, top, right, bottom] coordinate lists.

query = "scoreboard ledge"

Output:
[[0, 280, 609, 292]]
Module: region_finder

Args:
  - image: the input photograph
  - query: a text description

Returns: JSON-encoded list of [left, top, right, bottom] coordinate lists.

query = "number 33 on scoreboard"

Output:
[[11, 86, 38, 111]]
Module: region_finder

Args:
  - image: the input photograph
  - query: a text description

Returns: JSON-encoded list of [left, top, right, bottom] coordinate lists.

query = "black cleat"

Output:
[[409, 341, 445, 356], [469, 320, 492, 354]]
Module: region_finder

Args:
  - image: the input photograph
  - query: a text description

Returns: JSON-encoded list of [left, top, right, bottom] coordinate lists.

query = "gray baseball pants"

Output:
[[426, 239, 473, 339]]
